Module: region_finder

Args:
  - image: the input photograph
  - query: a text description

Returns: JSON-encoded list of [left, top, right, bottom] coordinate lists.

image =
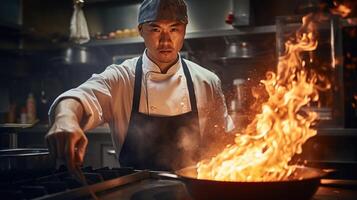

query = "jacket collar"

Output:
[[142, 49, 182, 78]]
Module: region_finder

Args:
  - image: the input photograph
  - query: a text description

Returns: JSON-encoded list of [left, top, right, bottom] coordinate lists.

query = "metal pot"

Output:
[[225, 41, 254, 59], [159, 165, 329, 200], [49, 45, 103, 67], [0, 148, 54, 171]]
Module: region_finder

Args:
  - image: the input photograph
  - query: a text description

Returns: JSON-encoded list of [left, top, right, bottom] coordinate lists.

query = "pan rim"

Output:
[[175, 165, 329, 184]]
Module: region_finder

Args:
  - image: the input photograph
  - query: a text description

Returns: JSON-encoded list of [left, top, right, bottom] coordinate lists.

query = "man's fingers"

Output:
[[65, 134, 76, 173], [65, 130, 87, 168], [46, 136, 57, 165], [76, 132, 88, 164]]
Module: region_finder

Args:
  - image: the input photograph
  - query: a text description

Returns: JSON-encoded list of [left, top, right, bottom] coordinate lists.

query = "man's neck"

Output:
[[158, 58, 179, 74], [146, 52, 179, 74]]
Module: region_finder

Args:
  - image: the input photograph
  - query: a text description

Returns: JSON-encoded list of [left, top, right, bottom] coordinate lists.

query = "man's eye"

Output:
[[151, 28, 160, 32], [171, 28, 179, 32]]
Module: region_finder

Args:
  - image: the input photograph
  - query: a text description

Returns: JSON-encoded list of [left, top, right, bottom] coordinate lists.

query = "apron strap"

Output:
[[132, 55, 199, 115], [132, 56, 143, 113], [181, 58, 198, 114]]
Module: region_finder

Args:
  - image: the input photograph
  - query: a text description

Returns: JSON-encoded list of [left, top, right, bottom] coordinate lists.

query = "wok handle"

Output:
[[157, 172, 180, 179], [150, 171, 182, 180]]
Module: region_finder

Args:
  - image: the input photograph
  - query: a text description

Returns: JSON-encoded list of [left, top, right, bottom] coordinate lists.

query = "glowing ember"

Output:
[[330, 1, 352, 18], [353, 94, 357, 109], [196, 14, 324, 182]]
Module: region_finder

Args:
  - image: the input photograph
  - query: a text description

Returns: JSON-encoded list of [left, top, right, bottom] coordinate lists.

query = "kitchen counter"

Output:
[[3, 166, 357, 200], [2, 123, 357, 136]]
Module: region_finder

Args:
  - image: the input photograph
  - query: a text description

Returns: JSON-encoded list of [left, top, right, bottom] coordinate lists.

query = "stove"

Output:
[[0, 166, 191, 200], [0, 165, 356, 200]]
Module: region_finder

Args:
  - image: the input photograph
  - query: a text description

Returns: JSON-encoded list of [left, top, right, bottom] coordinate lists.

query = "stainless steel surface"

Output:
[[0, 120, 39, 148], [49, 46, 105, 66], [232, 0, 251, 27], [34, 170, 151, 200], [85, 17, 354, 48], [85, 25, 277, 47], [0, 148, 49, 157], [224, 41, 254, 58], [85, 3, 140, 35], [9, 132, 18, 148], [84, 0, 233, 36], [99, 178, 189, 200], [275, 15, 345, 128], [1, 164, 355, 200], [0, 148, 52, 171]]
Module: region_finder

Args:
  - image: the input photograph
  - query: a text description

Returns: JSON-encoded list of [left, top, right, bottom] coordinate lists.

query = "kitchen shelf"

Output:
[[0, 120, 39, 132], [86, 36, 144, 46], [185, 25, 276, 39], [85, 25, 276, 47], [85, 17, 357, 48]]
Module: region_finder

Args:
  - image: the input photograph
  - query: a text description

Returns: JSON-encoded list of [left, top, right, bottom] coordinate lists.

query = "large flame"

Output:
[[197, 14, 325, 182]]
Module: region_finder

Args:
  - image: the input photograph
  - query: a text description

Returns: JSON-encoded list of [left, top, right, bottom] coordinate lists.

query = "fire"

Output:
[[330, 1, 352, 18], [353, 94, 357, 109], [197, 14, 324, 182]]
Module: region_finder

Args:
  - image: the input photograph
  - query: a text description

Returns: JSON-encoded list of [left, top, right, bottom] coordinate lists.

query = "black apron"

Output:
[[119, 56, 201, 171]]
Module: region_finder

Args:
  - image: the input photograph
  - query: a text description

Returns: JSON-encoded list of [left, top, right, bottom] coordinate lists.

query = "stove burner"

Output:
[[0, 166, 136, 200]]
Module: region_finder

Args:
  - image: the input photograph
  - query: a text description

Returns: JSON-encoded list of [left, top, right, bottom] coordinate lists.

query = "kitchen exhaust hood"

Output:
[[0, 0, 22, 27]]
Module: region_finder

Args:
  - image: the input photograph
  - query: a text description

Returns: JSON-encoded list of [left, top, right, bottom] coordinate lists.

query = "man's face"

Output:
[[139, 20, 186, 66]]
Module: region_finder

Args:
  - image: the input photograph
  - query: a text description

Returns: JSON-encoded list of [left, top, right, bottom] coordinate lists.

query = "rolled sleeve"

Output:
[[213, 77, 235, 133], [48, 73, 113, 132]]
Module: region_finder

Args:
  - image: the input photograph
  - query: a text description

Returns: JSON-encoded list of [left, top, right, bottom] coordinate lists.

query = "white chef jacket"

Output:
[[49, 50, 234, 153]]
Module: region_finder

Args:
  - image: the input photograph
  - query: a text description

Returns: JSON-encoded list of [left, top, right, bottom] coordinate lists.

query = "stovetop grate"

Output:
[[0, 166, 137, 200]]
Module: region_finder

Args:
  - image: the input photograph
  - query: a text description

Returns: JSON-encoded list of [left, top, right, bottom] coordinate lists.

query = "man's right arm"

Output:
[[45, 63, 125, 172], [45, 98, 88, 173]]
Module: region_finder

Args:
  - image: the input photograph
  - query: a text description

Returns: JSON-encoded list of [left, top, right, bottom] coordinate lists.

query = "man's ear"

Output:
[[138, 24, 143, 37]]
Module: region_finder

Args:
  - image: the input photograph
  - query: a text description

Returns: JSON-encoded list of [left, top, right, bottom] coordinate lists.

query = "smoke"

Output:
[[126, 117, 202, 171], [174, 125, 201, 169]]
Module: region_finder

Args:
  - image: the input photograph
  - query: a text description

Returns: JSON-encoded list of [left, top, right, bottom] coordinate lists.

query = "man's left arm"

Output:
[[211, 77, 235, 134], [201, 77, 235, 157]]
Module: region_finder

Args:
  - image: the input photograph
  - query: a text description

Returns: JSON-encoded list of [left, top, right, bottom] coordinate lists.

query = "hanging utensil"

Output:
[[70, 0, 90, 44]]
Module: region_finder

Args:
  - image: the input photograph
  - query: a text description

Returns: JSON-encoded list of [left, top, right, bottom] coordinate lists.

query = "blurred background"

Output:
[[0, 0, 356, 169]]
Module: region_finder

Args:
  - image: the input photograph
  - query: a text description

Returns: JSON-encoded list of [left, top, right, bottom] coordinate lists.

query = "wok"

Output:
[[159, 165, 329, 200]]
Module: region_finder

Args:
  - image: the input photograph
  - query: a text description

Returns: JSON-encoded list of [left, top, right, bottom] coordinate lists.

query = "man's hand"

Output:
[[45, 98, 87, 172], [46, 118, 88, 172]]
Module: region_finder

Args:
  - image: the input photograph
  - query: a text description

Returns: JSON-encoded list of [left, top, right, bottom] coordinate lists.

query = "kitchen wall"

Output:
[[0, 0, 276, 123], [0, 0, 356, 167]]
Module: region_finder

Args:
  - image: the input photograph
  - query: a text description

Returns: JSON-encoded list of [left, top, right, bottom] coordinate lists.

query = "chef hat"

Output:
[[138, 0, 188, 24]]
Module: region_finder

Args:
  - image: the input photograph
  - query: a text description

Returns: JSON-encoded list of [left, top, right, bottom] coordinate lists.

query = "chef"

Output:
[[46, 0, 234, 172]]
